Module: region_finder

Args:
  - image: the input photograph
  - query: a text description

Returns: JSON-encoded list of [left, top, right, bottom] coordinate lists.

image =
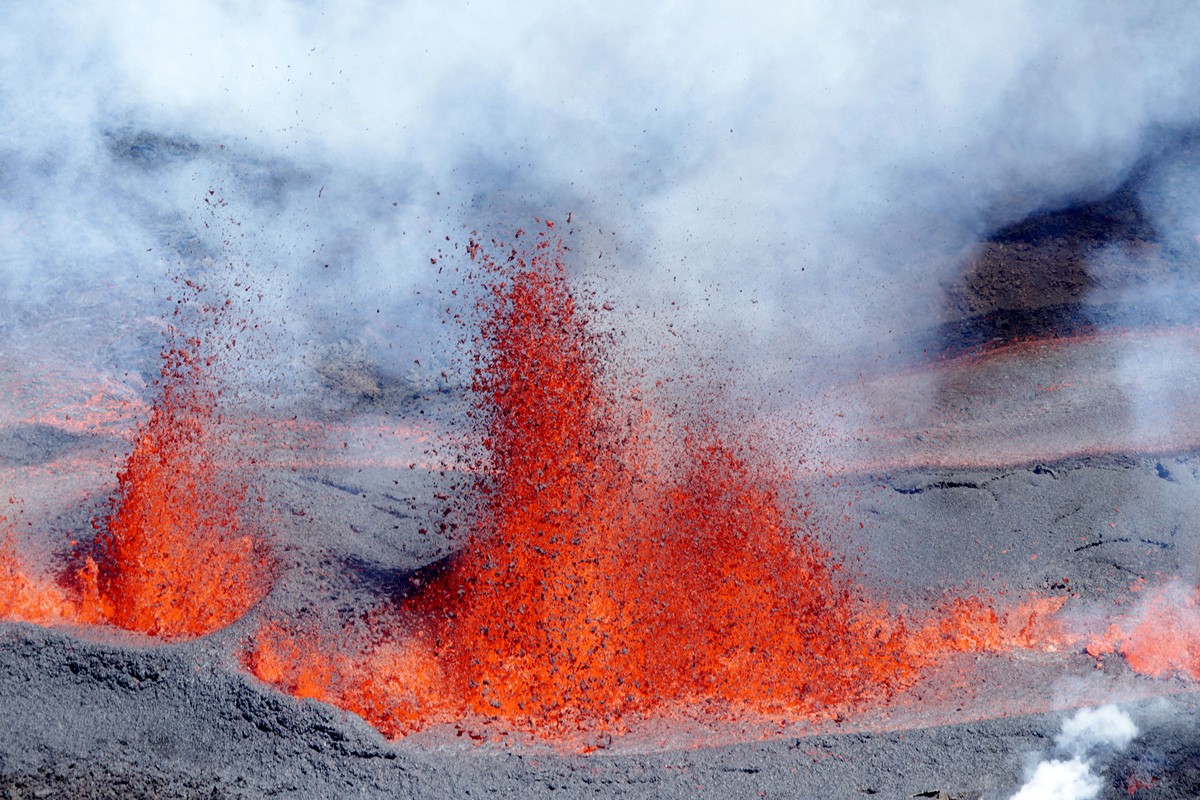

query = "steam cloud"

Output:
[[2, 2, 1200, 401], [1010, 705, 1138, 800]]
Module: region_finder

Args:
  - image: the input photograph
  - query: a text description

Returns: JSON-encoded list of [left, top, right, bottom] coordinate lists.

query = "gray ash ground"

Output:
[[3, 438, 1200, 798], [6, 619, 1196, 800]]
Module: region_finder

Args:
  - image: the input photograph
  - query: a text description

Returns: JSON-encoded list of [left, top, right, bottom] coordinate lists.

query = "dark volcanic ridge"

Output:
[[932, 155, 1200, 362], [4, 622, 1200, 800]]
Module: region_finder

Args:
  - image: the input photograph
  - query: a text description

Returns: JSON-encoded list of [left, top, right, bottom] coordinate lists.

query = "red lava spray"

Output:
[[0, 274, 272, 639], [424, 229, 914, 731], [248, 225, 1068, 741], [1087, 582, 1200, 680], [76, 277, 272, 639]]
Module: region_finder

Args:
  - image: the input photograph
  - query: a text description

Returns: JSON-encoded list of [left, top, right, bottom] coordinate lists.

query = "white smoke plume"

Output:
[[2, 1, 1200, 404], [1010, 705, 1138, 800]]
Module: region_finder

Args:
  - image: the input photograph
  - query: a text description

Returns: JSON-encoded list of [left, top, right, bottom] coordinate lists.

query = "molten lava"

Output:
[[77, 326, 271, 639], [248, 226, 1068, 741], [0, 276, 272, 639], [246, 618, 447, 738], [0, 521, 80, 625], [1087, 583, 1200, 680], [428, 234, 913, 728]]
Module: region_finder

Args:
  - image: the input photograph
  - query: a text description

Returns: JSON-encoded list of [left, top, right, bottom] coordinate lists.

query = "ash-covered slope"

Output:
[[4, 448, 1200, 798], [3, 623, 1200, 799]]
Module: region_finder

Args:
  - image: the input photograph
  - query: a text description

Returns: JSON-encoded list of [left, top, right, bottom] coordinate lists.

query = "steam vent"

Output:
[[5, 4, 1200, 799]]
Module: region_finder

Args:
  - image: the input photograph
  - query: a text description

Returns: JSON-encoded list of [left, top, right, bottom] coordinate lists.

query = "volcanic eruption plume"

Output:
[[418, 228, 918, 732], [9, 4, 1200, 794]]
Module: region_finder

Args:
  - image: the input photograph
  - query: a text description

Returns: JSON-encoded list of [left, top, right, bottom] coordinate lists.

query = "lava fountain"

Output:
[[424, 229, 917, 731], [76, 277, 274, 639], [0, 275, 273, 639], [247, 226, 1066, 742]]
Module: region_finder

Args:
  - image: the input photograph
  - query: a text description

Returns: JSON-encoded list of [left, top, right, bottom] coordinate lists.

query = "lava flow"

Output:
[[1087, 582, 1200, 681], [0, 510, 81, 625], [247, 226, 1067, 742], [0, 276, 272, 640]]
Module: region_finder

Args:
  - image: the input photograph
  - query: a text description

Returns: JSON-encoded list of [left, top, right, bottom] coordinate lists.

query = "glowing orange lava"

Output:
[[0, 519, 82, 625], [248, 226, 1067, 741], [912, 595, 1070, 654], [1087, 583, 1200, 680], [76, 315, 272, 639], [246, 618, 447, 738], [1, 277, 272, 639]]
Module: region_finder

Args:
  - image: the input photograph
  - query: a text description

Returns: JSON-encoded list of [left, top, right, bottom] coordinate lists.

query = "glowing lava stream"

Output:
[[806, 325, 1200, 475], [245, 227, 1071, 744], [8, 326, 1200, 483]]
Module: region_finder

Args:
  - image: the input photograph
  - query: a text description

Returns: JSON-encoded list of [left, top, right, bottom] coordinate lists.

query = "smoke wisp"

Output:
[[1010, 705, 1138, 800]]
